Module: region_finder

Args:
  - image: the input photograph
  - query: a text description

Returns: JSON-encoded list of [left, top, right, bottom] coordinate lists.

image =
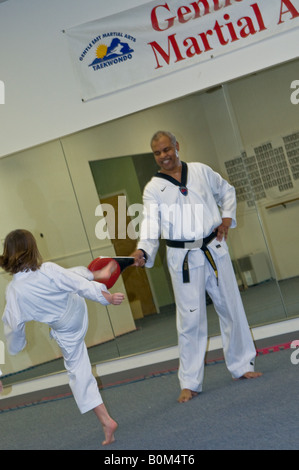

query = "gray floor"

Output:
[[0, 348, 298, 450], [2, 277, 299, 386]]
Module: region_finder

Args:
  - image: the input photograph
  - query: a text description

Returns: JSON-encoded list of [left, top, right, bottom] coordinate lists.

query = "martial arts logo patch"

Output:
[[88, 34, 135, 71]]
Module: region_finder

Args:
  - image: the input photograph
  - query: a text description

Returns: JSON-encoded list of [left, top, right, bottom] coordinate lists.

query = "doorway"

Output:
[[100, 193, 157, 318]]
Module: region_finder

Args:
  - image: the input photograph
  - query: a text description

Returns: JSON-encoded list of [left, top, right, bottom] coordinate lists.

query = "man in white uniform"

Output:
[[132, 131, 261, 403]]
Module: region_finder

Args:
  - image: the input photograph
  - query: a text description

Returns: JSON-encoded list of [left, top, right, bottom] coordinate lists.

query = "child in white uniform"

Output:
[[1, 229, 124, 445]]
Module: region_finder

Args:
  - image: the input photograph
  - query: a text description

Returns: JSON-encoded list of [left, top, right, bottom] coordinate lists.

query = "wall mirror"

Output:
[[1, 57, 298, 388]]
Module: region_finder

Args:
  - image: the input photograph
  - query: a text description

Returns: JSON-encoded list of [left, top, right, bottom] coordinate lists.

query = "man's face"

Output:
[[151, 135, 180, 172]]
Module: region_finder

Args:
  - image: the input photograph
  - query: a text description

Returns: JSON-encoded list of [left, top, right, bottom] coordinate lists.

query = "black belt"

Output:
[[166, 231, 218, 284]]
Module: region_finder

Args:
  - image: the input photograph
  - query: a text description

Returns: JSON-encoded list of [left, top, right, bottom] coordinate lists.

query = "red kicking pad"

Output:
[[88, 256, 135, 288]]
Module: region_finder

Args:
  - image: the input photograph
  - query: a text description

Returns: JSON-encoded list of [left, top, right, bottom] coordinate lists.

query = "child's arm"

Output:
[[47, 262, 122, 306], [2, 309, 27, 355]]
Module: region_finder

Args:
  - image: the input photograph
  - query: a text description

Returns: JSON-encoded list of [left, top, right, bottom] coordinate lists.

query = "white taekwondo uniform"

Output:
[[138, 162, 256, 392], [2, 262, 110, 414]]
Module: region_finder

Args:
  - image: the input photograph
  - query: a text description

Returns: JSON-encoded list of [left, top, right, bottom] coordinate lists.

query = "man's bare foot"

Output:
[[241, 371, 262, 379], [102, 418, 118, 446], [178, 388, 198, 403]]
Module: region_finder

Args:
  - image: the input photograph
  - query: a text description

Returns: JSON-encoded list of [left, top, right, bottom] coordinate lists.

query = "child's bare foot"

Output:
[[93, 260, 117, 282], [102, 418, 118, 446], [93, 403, 118, 446], [178, 388, 198, 403]]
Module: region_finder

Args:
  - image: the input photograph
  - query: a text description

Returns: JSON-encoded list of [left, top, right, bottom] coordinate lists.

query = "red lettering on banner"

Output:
[[177, 6, 193, 24], [278, 0, 299, 24], [237, 16, 258, 38], [198, 30, 214, 51], [190, 0, 221, 18], [150, 0, 244, 32], [223, 14, 239, 41], [183, 36, 203, 57], [250, 3, 266, 31], [151, 4, 175, 32], [214, 19, 229, 45], [149, 34, 186, 68], [148, 3, 266, 69]]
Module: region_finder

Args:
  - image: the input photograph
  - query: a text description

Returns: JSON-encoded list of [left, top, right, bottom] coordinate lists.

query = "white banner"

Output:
[[64, 0, 299, 101]]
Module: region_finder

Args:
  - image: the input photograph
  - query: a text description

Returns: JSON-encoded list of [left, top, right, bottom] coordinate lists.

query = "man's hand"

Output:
[[130, 249, 147, 267], [216, 218, 232, 241]]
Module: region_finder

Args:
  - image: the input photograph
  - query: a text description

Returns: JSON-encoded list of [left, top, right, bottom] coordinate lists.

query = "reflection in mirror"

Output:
[[1, 58, 299, 393], [83, 58, 299, 359], [223, 66, 299, 323], [0, 142, 120, 389], [89, 154, 177, 357]]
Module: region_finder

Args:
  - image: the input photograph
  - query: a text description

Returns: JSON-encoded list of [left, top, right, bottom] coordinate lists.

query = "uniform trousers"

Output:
[[168, 239, 256, 392], [50, 294, 103, 414]]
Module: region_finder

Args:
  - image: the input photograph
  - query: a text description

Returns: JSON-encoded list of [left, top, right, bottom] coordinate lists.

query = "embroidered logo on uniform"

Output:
[[180, 186, 188, 196]]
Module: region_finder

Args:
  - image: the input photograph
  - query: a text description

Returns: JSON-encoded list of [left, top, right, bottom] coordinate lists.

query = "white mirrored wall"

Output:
[[1, 58, 299, 382]]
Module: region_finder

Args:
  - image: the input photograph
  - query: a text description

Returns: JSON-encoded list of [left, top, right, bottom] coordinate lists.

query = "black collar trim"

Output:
[[155, 161, 188, 189]]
